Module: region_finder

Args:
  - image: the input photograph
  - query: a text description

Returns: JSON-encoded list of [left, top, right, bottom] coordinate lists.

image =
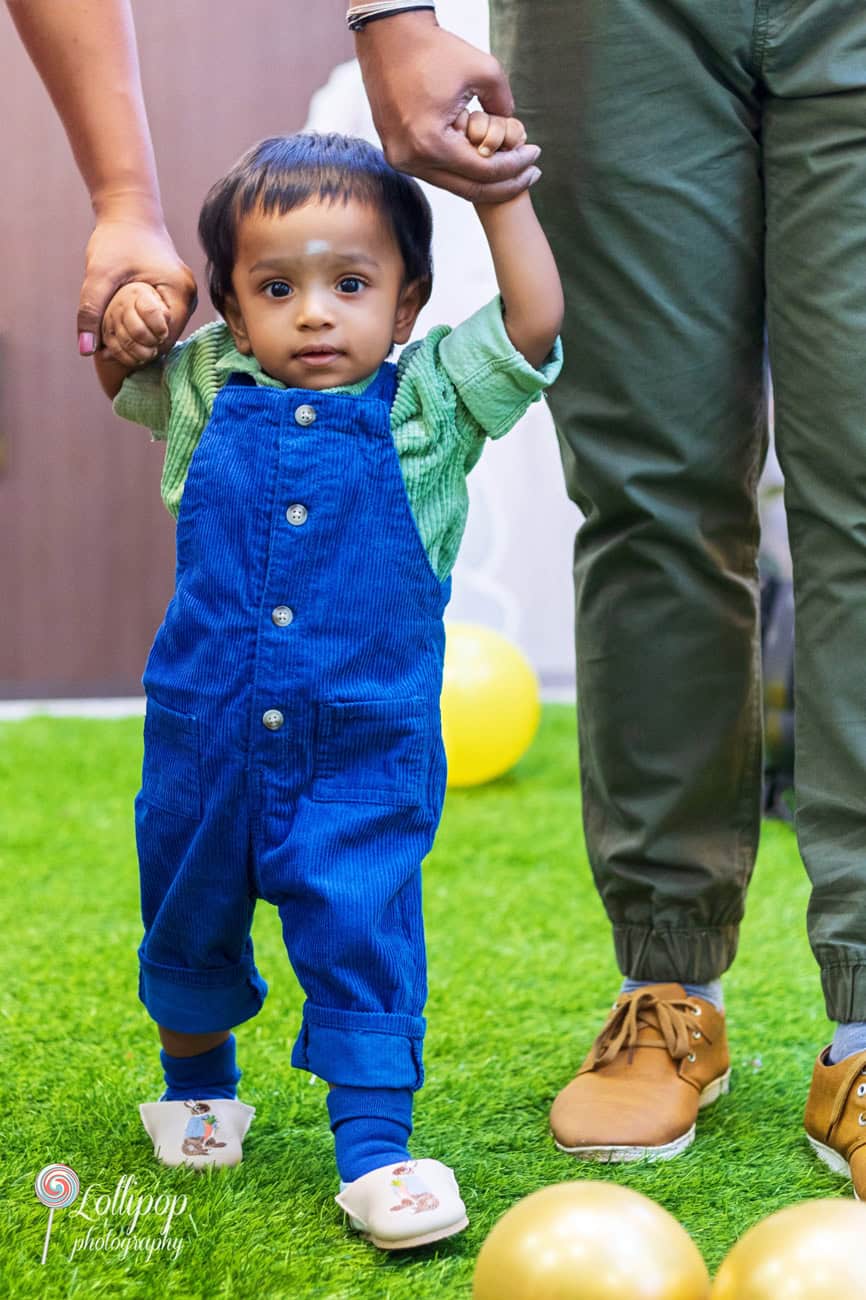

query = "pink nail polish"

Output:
[[78, 332, 96, 356]]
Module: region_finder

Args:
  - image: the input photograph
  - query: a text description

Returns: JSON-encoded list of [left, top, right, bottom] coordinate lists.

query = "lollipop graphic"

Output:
[[35, 1163, 79, 1264]]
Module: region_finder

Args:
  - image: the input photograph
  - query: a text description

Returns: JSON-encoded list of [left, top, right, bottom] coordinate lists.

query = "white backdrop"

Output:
[[305, 0, 580, 693]]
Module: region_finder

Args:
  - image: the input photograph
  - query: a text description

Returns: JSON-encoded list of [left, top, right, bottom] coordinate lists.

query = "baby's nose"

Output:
[[296, 289, 334, 327]]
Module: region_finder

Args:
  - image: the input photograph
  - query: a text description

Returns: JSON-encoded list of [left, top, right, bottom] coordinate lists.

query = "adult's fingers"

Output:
[[420, 160, 543, 204], [410, 130, 541, 185], [471, 61, 516, 119], [453, 107, 470, 135]]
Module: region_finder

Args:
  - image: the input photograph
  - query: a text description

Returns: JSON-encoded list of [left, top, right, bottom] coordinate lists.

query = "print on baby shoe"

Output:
[[181, 1101, 227, 1158], [389, 1162, 440, 1215]]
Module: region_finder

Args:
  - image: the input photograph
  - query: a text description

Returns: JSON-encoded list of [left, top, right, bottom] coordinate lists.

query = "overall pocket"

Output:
[[312, 698, 428, 808], [140, 697, 202, 819]]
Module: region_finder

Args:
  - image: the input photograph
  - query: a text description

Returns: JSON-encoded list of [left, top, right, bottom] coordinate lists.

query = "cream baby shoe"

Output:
[[335, 1158, 468, 1250], [139, 1098, 255, 1168]]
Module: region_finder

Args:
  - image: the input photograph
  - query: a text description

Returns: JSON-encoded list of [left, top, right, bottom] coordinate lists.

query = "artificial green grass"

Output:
[[1, 707, 844, 1298]]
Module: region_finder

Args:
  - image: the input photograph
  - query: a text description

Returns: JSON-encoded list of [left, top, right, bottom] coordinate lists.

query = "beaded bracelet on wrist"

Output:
[[347, 3, 436, 32]]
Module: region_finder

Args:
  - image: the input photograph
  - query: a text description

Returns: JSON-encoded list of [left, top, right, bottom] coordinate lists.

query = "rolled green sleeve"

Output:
[[437, 295, 563, 441], [113, 361, 171, 441]]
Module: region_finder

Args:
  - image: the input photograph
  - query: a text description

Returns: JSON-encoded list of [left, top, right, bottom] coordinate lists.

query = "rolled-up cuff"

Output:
[[138, 952, 268, 1032], [815, 950, 866, 1021], [613, 924, 739, 985], [291, 1001, 426, 1089]]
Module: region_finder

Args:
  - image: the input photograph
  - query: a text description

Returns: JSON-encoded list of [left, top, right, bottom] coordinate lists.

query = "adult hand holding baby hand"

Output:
[[78, 218, 196, 359], [98, 279, 172, 368], [355, 12, 540, 203]]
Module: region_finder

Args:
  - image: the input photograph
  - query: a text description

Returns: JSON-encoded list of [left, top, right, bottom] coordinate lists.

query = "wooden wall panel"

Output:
[[0, 2, 352, 695]]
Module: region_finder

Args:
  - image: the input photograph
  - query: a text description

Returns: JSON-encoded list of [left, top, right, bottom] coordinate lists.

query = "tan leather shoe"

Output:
[[804, 1047, 866, 1199], [550, 983, 730, 1161]]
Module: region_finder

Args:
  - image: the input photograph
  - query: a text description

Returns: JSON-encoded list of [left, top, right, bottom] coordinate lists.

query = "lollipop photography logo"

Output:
[[35, 1164, 189, 1264]]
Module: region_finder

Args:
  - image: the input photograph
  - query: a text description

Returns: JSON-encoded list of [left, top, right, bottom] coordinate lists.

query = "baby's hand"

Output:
[[454, 108, 528, 158], [100, 282, 171, 368]]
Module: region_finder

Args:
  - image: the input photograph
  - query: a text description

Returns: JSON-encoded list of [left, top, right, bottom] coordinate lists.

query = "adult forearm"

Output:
[[7, 0, 162, 222], [475, 193, 564, 370]]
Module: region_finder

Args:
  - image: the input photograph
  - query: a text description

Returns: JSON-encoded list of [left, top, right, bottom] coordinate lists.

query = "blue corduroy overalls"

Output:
[[135, 363, 450, 1091]]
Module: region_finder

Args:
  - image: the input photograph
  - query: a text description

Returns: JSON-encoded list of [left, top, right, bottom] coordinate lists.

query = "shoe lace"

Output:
[[590, 990, 712, 1068]]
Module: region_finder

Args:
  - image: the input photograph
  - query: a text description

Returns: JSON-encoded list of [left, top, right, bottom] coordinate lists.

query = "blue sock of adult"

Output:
[[828, 1022, 866, 1064], [620, 978, 724, 1011]]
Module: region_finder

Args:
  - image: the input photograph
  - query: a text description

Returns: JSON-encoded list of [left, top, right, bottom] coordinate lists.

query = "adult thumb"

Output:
[[77, 271, 116, 355], [473, 60, 515, 120]]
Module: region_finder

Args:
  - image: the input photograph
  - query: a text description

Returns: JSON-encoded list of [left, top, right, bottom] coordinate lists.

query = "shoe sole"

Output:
[[806, 1135, 862, 1202], [352, 1215, 469, 1251], [553, 1068, 731, 1163]]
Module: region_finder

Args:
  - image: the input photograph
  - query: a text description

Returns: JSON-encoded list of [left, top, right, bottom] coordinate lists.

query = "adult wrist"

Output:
[[90, 187, 166, 228], [347, 3, 436, 32]]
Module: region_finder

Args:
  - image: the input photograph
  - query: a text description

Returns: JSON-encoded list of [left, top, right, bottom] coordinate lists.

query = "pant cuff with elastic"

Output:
[[291, 1001, 426, 1090], [614, 924, 739, 985], [138, 953, 268, 1032], [815, 951, 866, 1022]]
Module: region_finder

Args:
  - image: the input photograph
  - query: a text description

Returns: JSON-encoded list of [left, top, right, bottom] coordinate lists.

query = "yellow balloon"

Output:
[[473, 1182, 711, 1300], [441, 623, 540, 787], [711, 1199, 866, 1300]]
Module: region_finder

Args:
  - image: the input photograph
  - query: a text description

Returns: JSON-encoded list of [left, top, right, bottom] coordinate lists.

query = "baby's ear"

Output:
[[222, 294, 253, 355], [393, 279, 427, 345]]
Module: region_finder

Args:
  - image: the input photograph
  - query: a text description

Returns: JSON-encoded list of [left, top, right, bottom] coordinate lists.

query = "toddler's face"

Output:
[[224, 197, 422, 389]]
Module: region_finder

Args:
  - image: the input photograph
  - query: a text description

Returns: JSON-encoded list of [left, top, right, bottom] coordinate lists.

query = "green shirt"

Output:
[[114, 296, 562, 580]]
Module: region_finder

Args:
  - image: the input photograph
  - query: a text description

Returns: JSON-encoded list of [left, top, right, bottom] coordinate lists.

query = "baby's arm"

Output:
[[458, 110, 564, 370], [93, 282, 170, 399]]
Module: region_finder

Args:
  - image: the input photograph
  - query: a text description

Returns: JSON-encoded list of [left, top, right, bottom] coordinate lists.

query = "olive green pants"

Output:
[[489, 0, 866, 1019]]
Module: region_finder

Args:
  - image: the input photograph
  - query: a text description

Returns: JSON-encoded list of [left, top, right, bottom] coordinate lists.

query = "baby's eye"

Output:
[[337, 277, 364, 294], [264, 281, 292, 299]]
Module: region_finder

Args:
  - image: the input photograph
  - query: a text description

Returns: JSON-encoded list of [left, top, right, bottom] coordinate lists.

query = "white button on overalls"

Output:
[[295, 404, 317, 426]]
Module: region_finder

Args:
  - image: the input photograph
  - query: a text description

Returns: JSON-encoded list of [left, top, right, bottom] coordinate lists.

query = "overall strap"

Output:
[[370, 360, 399, 409]]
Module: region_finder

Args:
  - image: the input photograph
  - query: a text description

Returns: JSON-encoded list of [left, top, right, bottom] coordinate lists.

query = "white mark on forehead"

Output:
[[304, 240, 332, 256]]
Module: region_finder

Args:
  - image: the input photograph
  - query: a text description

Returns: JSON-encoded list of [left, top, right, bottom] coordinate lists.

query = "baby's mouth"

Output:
[[295, 346, 342, 365]]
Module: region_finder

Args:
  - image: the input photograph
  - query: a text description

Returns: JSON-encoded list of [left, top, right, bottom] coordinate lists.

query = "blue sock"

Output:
[[160, 1034, 241, 1101], [621, 978, 724, 1012], [327, 1086, 413, 1183], [828, 1022, 866, 1064]]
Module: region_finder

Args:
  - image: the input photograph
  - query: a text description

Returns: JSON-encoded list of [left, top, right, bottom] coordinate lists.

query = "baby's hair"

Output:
[[198, 132, 434, 315]]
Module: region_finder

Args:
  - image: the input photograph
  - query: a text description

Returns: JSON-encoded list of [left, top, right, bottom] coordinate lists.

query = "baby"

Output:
[[95, 121, 562, 1251]]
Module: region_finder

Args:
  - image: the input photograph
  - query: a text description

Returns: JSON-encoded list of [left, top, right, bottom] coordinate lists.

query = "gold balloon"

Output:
[[441, 623, 540, 788], [472, 1182, 711, 1300], [711, 1198, 866, 1300]]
